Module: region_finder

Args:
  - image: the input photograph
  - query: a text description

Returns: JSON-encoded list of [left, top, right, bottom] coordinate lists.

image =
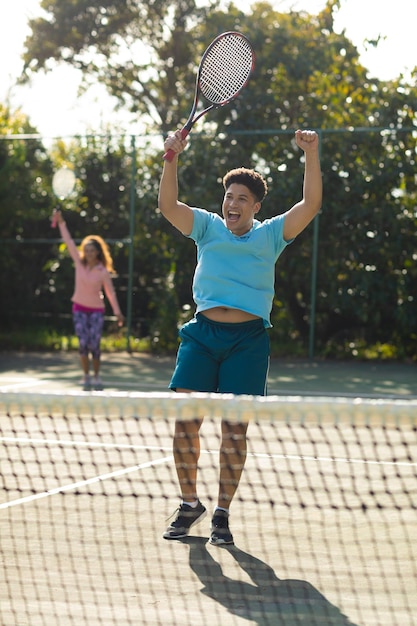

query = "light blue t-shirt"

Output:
[[188, 208, 291, 328]]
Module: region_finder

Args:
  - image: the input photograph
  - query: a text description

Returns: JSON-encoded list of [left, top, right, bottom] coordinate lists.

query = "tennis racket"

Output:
[[51, 168, 76, 227], [163, 31, 255, 162]]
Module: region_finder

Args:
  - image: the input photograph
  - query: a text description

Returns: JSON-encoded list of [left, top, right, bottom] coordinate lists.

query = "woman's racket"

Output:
[[163, 31, 255, 162], [51, 168, 76, 228]]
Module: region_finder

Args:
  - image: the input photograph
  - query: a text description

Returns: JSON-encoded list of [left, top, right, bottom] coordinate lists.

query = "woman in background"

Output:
[[52, 209, 124, 390]]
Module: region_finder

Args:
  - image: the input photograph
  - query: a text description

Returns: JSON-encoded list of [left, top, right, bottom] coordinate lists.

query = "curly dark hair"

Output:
[[222, 167, 268, 202]]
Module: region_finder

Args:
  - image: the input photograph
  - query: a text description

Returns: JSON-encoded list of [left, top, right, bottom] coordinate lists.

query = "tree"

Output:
[[21, 0, 220, 135], [11, 0, 417, 358], [0, 105, 56, 327]]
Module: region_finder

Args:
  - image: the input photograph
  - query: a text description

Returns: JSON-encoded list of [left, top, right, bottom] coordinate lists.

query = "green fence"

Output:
[[1, 127, 416, 359]]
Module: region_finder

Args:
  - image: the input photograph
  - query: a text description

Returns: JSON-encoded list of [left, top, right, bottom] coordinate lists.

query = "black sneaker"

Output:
[[209, 509, 234, 546], [163, 501, 207, 540]]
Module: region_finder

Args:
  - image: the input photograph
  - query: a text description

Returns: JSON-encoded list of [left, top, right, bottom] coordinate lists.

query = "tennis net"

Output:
[[1, 390, 416, 626]]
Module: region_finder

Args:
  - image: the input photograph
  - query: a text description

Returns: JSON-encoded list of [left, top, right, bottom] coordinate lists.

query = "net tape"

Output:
[[1, 390, 416, 422]]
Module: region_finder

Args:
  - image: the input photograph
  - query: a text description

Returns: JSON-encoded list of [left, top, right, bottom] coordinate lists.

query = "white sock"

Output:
[[214, 506, 229, 514], [182, 499, 199, 508]]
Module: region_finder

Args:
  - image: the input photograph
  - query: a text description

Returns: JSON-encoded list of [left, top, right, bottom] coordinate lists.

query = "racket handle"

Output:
[[163, 128, 190, 162], [51, 210, 60, 228], [162, 148, 176, 163]]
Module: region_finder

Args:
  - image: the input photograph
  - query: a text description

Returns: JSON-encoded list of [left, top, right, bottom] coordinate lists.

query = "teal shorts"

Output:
[[169, 313, 270, 396]]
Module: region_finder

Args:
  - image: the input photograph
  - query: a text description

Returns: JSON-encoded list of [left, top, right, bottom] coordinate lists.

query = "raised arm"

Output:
[[283, 129, 322, 241], [52, 209, 81, 263], [158, 130, 194, 236]]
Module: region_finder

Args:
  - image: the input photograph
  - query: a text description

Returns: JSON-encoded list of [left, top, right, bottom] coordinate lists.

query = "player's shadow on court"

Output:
[[184, 537, 358, 626]]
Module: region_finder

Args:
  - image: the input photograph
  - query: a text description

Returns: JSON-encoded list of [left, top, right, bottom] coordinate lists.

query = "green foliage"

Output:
[[0, 322, 148, 353], [21, 0, 219, 133], [1, 1, 416, 360]]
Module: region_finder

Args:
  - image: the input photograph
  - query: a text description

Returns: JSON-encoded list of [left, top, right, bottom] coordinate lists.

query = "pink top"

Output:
[[58, 222, 122, 316]]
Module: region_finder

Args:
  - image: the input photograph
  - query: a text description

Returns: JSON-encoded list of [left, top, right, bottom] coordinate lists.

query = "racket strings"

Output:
[[199, 35, 254, 104]]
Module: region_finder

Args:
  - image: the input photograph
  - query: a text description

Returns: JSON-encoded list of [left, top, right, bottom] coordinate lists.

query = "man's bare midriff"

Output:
[[200, 307, 260, 323]]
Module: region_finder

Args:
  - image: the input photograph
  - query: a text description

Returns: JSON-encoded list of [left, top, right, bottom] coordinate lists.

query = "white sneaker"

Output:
[[92, 375, 103, 390], [80, 375, 91, 390]]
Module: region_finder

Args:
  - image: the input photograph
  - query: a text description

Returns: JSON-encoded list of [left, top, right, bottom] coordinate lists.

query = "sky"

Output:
[[1, 0, 416, 138]]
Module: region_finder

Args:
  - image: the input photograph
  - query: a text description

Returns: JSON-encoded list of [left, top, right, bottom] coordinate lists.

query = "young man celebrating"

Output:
[[158, 129, 322, 545]]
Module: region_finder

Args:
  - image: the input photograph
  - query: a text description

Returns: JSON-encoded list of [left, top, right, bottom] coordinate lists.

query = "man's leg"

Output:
[[210, 319, 268, 545], [218, 419, 249, 509], [209, 420, 248, 546], [173, 417, 203, 501], [163, 415, 207, 540]]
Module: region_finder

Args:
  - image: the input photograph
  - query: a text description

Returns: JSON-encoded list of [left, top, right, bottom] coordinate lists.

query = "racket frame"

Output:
[[163, 31, 255, 161], [51, 168, 76, 228]]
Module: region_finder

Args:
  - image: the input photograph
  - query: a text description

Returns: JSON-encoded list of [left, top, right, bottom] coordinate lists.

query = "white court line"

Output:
[[0, 380, 45, 392], [251, 451, 417, 467], [2, 435, 416, 468], [0, 379, 168, 392], [0, 455, 173, 510], [0, 435, 171, 452]]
